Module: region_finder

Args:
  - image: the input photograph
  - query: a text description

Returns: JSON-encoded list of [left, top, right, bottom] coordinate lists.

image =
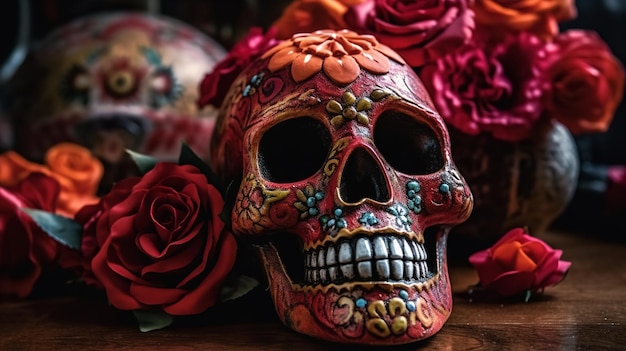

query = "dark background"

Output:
[[0, 0, 624, 236]]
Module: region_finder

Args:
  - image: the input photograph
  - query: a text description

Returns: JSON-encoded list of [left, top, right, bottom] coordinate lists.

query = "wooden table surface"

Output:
[[1, 229, 624, 351]]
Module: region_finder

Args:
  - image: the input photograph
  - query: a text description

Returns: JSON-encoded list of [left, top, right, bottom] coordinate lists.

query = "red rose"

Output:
[[469, 227, 571, 296], [86, 163, 236, 315], [421, 32, 546, 141], [344, 0, 475, 67], [58, 185, 132, 287], [543, 30, 625, 135], [0, 173, 61, 297], [198, 27, 279, 109]]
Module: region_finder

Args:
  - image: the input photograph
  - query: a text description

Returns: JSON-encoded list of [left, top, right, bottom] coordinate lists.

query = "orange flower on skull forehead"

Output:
[[262, 29, 405, 85], [272, 0, 368, 40], [473, 0, 577, 39]]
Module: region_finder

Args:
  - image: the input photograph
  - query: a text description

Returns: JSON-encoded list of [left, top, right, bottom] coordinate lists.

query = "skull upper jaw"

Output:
[[254, 226, 453, 345]]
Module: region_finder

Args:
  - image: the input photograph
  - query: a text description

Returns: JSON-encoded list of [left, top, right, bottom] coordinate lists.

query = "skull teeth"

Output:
[[304, 235, 431, 285]]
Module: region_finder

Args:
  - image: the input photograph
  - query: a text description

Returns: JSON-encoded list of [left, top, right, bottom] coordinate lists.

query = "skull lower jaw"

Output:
[[254, 228, 452, 345]]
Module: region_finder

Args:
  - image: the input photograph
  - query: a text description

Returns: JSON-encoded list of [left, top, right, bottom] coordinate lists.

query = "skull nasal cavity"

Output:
[[340, 148, 390, 204]]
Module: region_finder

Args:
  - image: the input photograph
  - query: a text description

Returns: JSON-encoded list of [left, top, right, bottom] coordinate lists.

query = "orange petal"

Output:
[[492, 241, 538, 272], [268, 46, 302, 73], [261, 40, 292, 60], [323, 55, 360, 85], [354, 49, 390, 75], [291, 53, 324, 82], [375, 44, 406, 65]]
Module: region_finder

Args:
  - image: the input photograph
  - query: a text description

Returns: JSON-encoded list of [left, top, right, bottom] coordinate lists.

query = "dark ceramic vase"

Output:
[[448, 120, 579, 249]]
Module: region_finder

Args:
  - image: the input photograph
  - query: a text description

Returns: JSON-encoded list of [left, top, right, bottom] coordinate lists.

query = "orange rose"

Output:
[[0, 143, 103, 217], [272, 0, 367, 40], [46, 143, 103, 196], [45, 143, 103, 216], [473, 0, 576, 39], [0, 151, 52, 187]]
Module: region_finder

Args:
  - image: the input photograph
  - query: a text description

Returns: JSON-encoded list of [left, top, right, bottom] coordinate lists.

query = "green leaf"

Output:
[[218, 179, 240, 229], [20, 208, 82, 250], [524, 289, 532, 303], [127, 149, 158, 175], [132, 309, 174, 332], [178, 142, 224, 193], [220, 274, 259, 302]]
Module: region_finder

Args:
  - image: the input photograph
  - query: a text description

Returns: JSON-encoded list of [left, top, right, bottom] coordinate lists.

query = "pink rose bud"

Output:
[[469, 227, 571, 296]]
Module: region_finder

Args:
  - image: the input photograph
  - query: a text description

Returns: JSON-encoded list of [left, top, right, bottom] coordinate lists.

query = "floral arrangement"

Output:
[[0, 143, 256, 330], [266, 0, 624, 142]]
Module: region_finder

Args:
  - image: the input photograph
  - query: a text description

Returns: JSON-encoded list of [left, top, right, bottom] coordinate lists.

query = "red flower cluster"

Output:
[[0, 143, 243, 321], [417, 1, 624, 141]]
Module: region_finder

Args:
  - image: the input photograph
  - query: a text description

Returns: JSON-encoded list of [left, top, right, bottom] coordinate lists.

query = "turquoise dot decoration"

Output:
[[439, 183, 450, 193], [399, 289, 409, 300], [356, 298, 367, 309]]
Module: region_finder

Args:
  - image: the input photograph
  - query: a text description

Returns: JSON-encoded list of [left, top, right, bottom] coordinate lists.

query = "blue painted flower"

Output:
[[359, 212, 379, 226], [294, 184, 324, 219], [320, 207, 347, 236], [387, 203, 412, 231]]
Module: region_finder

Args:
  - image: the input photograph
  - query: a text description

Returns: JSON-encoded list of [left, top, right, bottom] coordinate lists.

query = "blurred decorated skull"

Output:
[[210, 30, 473, 344], [7, 12, 225, 164]]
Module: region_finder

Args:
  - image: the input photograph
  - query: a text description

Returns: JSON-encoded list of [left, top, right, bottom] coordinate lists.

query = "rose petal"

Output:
[[92, 241, 144, 310], [163, 231, 237, 315], [130, 283, 187, 306], [485, 270, 535, 296]]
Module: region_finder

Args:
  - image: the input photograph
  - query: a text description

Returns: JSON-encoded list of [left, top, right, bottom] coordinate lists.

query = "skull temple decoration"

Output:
[[8, 12, 225, 166], [210, 30, 473, 344]]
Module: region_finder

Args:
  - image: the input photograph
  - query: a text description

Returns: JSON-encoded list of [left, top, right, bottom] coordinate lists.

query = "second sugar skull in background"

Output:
[[7, 12, 226, 178]]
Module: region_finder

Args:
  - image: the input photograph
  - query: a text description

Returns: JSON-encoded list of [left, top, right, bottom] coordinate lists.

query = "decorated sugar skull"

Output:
[[8, 12, 225, 164], [210, 30, 473, 344]]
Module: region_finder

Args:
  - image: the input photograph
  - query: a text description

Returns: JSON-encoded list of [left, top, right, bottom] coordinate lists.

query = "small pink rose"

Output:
[[469, 227, 571, 296]]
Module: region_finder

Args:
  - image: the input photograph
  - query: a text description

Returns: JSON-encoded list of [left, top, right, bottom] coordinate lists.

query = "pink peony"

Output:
[[421, 32, 547, 141]]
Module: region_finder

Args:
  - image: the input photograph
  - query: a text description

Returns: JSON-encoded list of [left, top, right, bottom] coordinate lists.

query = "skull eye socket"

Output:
[[258, 117, 331, 183], [374, 110, 444, 175]]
